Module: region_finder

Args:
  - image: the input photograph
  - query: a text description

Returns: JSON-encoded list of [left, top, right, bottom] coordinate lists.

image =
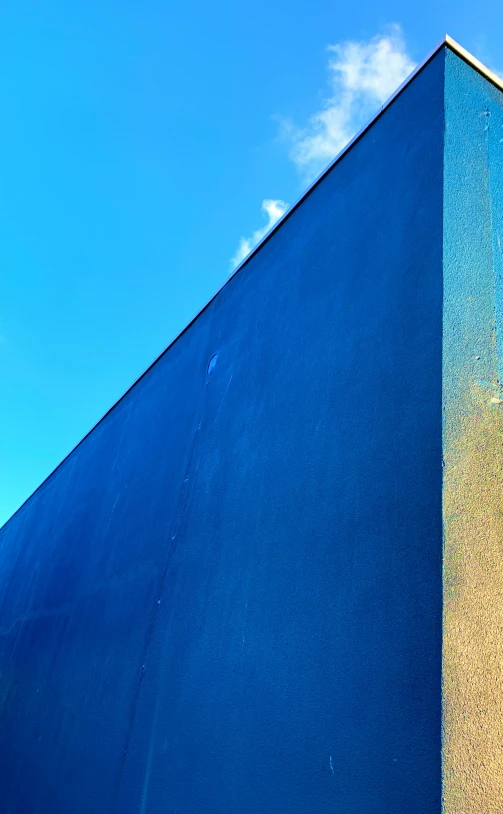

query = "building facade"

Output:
[[0, 39, 501, 813]]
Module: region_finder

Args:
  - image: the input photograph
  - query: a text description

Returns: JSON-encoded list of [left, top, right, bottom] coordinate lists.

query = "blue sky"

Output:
[[1, 0, 502, 526]]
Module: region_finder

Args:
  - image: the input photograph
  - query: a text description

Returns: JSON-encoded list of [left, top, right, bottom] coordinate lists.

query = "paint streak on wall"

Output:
[[443, 48, 503, 813]]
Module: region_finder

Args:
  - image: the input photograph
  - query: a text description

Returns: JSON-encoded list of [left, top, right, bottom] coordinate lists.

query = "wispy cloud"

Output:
[[231, 26, 414, 265], [284, 25, 415, 182], [231, 199, 288, 267]]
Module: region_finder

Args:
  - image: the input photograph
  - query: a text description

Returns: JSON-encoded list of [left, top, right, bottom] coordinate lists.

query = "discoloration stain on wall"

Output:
[[443, 383, 503, 813]]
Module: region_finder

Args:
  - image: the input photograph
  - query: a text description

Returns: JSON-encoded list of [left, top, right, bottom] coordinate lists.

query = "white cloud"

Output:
[[231, 198, 288, 267], [231, 26, 414, 265], [286, 25, 415, 182]]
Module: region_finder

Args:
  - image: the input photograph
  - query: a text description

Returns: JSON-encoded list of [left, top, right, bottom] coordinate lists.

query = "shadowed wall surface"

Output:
[[0, 53, 444, 812]]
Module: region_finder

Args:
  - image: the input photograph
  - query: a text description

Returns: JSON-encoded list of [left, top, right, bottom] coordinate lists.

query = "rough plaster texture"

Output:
[[442, 49, 503, 813], [10, 46, 503, 813]]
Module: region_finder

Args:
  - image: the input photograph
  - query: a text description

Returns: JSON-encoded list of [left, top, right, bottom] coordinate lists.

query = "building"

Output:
[[0, 36, 501, 813]]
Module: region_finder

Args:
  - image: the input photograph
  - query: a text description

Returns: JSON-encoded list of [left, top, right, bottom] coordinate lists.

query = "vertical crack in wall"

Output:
[[112, 351, 218, 810]]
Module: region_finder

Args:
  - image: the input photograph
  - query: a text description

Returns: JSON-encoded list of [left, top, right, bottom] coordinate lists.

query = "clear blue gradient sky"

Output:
[[1, 1, 501, 525]]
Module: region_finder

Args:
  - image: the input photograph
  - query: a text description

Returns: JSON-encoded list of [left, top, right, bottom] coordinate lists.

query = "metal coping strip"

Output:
[[3, 35, 503, 528]]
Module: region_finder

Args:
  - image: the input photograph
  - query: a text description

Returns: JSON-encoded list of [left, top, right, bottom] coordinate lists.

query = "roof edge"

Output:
[[445, 35, 503, 92], [3, 35, 502, 530]]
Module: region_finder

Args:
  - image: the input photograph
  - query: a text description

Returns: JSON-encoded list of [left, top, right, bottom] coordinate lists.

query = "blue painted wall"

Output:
[[0, 51, 444, 812]]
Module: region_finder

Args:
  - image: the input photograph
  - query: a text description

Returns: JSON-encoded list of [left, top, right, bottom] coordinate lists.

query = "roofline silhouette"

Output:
[[3, 36, 502, 530]]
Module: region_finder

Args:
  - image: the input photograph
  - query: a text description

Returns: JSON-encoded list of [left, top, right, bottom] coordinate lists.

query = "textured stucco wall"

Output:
[[0, 53, 444, 812], [443, 49, 503, 814]]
